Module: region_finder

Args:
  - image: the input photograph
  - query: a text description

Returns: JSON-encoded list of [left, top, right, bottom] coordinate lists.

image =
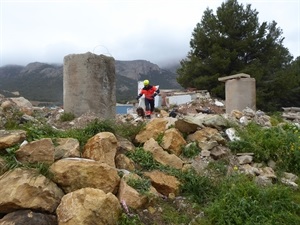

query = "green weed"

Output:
[[155, 133, 164, 145], [160, 200, 191, 224], [25, 162, 52, 178], [59, 112, 75, 122], [3, 108, 23, 129], [118, 213, 143, 225], [22, 123, 62, 141], [62, 119, 116, 149], [4, 119, 20, 129], [228, 122, 300, 174], [206, 159, 229, 178], [269, 112, 284, 126], [126, 147, 160, 171], [126, 177, 151, 195], [114, 121, 146, 141], [179, 169, 217, 205], [182, 142, 200, 158], [2, 145, 22, 170], [203, 174, 300, 225], [2, 146, 51, 178]]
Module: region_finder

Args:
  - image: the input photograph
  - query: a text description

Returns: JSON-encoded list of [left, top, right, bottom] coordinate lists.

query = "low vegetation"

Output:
[[181, 141, 201, 158], [59, 112, 75, 122], [126, 177, 152, 195], [229, 122, 300, 174], [1, 113, 300, 224]]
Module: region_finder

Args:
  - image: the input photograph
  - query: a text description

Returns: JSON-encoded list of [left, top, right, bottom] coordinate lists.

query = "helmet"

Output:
[[143, 80, 149, 86]]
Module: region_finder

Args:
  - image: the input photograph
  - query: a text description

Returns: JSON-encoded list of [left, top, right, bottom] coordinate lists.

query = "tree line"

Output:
[[177, 0, 300, 112]]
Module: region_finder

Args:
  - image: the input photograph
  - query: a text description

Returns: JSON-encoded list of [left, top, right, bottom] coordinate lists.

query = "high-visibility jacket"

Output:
[[138, 85, 159, 100]]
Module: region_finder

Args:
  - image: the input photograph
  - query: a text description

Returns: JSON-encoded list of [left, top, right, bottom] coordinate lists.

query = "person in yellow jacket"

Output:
[[136, 79, 160, 118]]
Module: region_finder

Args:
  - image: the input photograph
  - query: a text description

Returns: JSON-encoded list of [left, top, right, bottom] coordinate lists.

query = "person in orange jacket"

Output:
[[136, 79, 160, 118]]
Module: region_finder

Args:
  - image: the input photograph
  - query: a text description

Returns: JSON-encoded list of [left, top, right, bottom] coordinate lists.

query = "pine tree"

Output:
[[177, 0, 293, 111]]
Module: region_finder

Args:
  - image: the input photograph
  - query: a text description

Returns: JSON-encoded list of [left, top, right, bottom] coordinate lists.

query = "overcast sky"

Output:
[[0, 0, 299, 67]]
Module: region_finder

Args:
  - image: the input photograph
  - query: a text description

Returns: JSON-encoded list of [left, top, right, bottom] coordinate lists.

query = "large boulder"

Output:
[[54, 138, 80, 160], [143, 138, 183, 169], [0, 130, 26, 151], [160, 128, 186, 156], [0, 210, 57, 225], [117, 173, 156, 209], [144, 170, 181, 196], [82, 132, 118, 167], [15, 138, 55, 164], [0, 168, 64, 213], [135, 118, 168, 144], [49, 158, 120, 194], [56, 187, 121, 225]]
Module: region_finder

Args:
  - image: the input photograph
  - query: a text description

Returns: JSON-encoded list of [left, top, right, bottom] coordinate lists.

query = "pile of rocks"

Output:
[[0, 94, 299, 224], [282, 107, 300, 122]]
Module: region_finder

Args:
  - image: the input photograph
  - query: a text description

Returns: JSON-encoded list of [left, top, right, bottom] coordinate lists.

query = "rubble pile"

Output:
[[0, 93, 299, 224]]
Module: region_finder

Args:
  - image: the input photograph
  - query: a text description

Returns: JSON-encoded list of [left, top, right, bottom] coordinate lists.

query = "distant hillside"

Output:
[[0, 63, 63, 105], [0, 60, 182, 105]]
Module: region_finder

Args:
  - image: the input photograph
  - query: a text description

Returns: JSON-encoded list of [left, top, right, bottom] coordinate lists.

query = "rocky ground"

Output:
[[174, 98, 225, 115], [1, 94, 300, 225], [34, 97, 299, 224], [0, 95, 226, 225], [44, 98, 230, 224], [46, 98, 226, 131], [132, 196, 205, 225]]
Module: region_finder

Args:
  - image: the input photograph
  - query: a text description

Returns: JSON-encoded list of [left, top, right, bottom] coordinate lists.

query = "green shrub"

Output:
[[3, 108, 23, 129], [4, 119, 20, 129], [269, 112, 284, 126], [182, 142, 200, 158], [118, 213, 143, 225], [62, 119, 115, 149], [114, 121, 146, 141], [160, 200, 191, 224], [203, 174, 300, 225], [126, 177, 151, 195], [60, 112, 75, 122], [19, 118, 142, 153], [228, 122, 300, 174], [126, 147, 160, 171], [80, 119, 115, 136], [25, 162, 52, 178], [155, 132, 164, 145], [2, 146, 51, 178], [179, 169, 217, 204], [2, 145, 22, 170], [206, 159, 229, 178], [22, 123, 62, 142]]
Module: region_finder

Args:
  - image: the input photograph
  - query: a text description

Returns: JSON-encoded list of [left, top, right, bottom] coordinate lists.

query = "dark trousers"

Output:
[[144, 98, 155, 115]]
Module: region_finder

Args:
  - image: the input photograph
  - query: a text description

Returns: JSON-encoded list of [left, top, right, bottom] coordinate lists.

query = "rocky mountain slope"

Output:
[[0, 60, 182, 105]]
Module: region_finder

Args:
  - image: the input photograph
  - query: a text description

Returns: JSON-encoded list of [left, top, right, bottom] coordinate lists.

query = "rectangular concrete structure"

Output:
[[63, 52, 116, 118], [219, 74, 256, 114]]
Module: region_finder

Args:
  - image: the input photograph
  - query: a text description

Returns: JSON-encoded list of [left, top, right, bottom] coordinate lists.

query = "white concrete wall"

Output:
[[165, 95, 192, 107]]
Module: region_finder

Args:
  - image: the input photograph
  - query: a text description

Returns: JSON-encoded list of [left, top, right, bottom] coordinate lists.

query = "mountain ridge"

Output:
[[0, 60, 182, 105]]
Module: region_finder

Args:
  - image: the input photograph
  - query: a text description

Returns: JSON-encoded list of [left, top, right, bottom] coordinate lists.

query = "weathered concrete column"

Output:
[[63, 52, 116, 118], [218, 73, 256, 114]]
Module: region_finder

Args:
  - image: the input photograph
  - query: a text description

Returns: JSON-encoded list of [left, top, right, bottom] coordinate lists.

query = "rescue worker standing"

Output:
[[136, 79, 160, 118]]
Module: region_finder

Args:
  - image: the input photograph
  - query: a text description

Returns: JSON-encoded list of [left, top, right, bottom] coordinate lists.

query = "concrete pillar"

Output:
[[63, 52, 116, 118], [218, 73, 256, 114]]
